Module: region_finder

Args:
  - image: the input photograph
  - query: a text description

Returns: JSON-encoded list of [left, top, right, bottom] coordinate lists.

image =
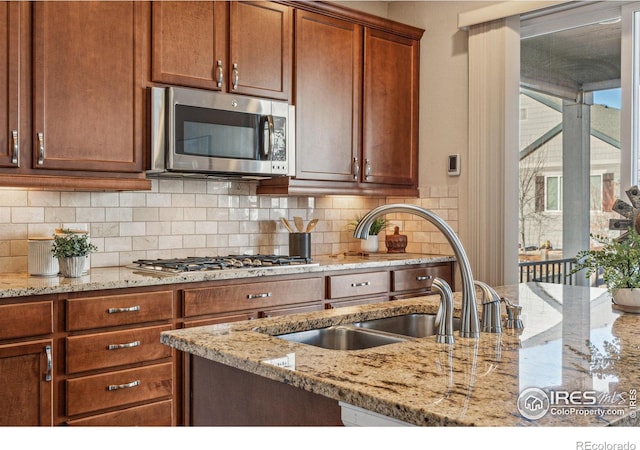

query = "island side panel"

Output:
[[190, 355, 343, 426]]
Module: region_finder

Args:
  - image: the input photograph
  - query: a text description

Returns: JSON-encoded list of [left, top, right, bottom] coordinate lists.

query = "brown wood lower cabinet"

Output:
[[391, 263, 454, 299], [0, 340, 53, 426], [66, 362, 173, 417], [66, 325, 172, 374], [0, 261, 454, 425], [63, 288, 176, 426], [191, 356, 341, 426], [67, 399, 173, 426]]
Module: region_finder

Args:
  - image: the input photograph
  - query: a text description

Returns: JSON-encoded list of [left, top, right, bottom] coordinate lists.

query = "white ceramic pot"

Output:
[[58, 256, 87, 278], [361, 234, 379, 253], [611, 288, 640, 312], [28, 237, 59, 276]]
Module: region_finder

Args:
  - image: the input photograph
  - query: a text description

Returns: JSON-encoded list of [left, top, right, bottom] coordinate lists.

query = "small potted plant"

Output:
[[570, 228, 640, 310], [51, 229, 98, 278], [349, 215, 391, 253]]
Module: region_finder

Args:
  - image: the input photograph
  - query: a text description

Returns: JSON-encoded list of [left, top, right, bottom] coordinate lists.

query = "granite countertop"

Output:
[[161, 283, 640, 427], [0, 253, 454, 298]]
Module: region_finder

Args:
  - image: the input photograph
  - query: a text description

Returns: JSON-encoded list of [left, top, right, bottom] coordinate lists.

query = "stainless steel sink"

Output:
[[276, 325, 407, 350], [353, 313, 461, 338]]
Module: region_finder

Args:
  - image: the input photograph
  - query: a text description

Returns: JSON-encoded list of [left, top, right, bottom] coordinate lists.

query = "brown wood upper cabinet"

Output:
[[362, 28, 419, 187], [32, 1, 147, 173], [294, 10, 362, 184], [0, 1, 151, 190], [257, 4, 423, 197], [152, 1, 292, 101], [0, 2, 19, 169]]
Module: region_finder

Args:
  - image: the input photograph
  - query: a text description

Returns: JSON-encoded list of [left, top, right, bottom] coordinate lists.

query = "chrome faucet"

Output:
[[431, 277, 455, 344], [474, 280, 502, 333], [353, 204, 480, 338]]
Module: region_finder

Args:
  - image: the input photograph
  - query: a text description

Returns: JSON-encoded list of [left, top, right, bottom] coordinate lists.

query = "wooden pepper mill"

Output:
[[385, 226, 407, 253]]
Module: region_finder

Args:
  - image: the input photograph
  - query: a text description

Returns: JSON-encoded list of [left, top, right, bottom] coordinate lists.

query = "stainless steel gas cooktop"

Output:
[[131, 255, 317, 274]]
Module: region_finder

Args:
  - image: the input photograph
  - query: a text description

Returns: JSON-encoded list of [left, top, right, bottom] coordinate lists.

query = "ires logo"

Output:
[[548, 390, 598, 405], [517, 388, 632, 421]]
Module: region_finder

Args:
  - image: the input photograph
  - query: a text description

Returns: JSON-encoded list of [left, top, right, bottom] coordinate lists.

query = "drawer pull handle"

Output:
[[107, 340, 141, 350], [107, 305, 141, 314], [416, 275, 433, 281], [45, 345, 52, 382], [247, 292, 272, 300], [107, 380, 140, 391], [351, 281, 370, 287]]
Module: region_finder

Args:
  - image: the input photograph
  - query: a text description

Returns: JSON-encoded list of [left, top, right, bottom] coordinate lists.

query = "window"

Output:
[[590, 174, 603, 212], [540, 173, 609, 212], [545, 175, 562, 212]]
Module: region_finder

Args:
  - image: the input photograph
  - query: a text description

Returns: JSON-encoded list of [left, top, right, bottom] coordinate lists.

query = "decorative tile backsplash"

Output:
[[0, 179, 458, 273]]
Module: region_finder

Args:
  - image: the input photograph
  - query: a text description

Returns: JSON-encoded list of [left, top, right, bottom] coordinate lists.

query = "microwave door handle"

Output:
[[264, 115, 274, 158]]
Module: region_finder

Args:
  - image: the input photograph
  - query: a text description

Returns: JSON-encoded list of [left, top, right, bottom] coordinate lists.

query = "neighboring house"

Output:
[[519, 89, 621, 255]]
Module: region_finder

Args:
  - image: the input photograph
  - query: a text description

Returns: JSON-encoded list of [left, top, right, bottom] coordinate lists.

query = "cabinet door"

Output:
[[151, 1, 227, 90], [32, 1, 148, 173], [295, 10, 362, 182], [0, 340, 53, 426], [0, 1, 20, 168], [362, 28, 419, 186], [229, 1, 292, 100]]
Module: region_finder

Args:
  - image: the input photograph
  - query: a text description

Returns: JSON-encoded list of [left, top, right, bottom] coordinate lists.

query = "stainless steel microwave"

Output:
[[149, 86, 294, 179]]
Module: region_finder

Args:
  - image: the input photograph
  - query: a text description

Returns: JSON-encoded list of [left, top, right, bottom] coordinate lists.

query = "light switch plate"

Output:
[[447, 154, 460, 176]]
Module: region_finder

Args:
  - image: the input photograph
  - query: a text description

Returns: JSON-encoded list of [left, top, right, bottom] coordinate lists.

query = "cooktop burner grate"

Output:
[[132, 254, 314, 273]]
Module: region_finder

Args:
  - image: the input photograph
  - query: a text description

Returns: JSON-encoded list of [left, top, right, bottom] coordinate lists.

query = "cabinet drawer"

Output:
[[392, 264, 452, 292], [67, 291, 173, 331], [0, 301, 53, 340], [183, 277, 323, 317], [326, 271, 388, 299], [66, 325, 173, 374], [67, 399, 173, 426], [66, 362, 173, 416]]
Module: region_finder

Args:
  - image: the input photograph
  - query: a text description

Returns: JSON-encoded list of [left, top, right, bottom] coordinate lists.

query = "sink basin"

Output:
[[353, 313, 461, 338], [276, 325, 407, 350]]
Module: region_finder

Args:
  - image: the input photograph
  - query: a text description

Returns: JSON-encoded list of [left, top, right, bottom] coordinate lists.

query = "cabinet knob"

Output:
[[216, 60, 224, 88], [232, 63, 239, 90], [353, 157, 360, 180], [416, 275, 433, 282], [351, 281, 371, 287], [364, 159, 371, 180]]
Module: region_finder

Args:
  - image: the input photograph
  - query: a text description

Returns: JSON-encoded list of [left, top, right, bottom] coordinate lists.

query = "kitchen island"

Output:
[[161, 283, 640, 427]]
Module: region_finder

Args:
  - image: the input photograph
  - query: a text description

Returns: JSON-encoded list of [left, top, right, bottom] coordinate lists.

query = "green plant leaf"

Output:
[[570, 228, 640, 293], [348, 215, 391, 235], [51, 229, 98, 258]]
